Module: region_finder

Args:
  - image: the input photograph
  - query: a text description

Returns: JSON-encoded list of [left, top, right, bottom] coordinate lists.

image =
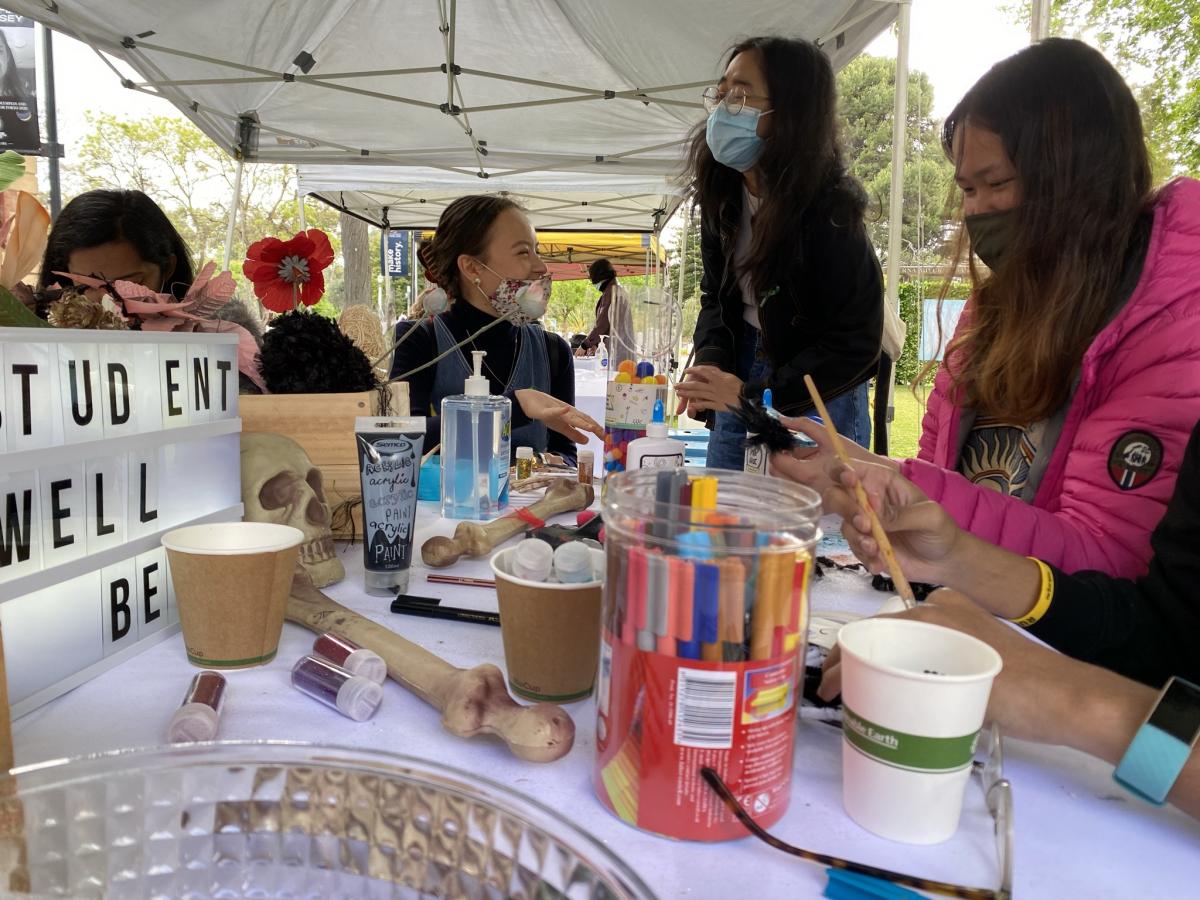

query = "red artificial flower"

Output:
[[242, 228, 334, 313]]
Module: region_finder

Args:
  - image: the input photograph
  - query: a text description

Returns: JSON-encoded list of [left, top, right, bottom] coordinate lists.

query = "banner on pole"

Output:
[[380, 230, 410, 278], [0, 12, 40, 154]]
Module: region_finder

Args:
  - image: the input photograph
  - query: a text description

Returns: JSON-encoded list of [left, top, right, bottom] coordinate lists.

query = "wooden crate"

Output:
[[239, 383, 410, 539]]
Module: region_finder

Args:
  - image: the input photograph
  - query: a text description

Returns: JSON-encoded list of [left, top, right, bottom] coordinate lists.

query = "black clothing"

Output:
[[691, 189, 884, 417], [389, 301, 577, 463], [1032, 419, 1200, 686]]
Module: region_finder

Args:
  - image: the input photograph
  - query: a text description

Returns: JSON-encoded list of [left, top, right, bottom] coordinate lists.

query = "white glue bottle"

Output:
[[744, 387, 773, 476], [626, 399, 686, 470]]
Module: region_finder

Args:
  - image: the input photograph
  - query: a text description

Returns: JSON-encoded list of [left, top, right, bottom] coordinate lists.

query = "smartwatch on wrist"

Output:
[[1113, 676, 1200, 805]]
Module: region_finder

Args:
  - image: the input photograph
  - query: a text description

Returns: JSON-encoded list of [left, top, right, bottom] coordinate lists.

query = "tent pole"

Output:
[[882, 0, 912, 449], [384, 241, 394, 327], [222, 159, 244, 272], [1030, 0, 1050, 40], [297, 179, 307, 231], [409, 230, 419, 315]]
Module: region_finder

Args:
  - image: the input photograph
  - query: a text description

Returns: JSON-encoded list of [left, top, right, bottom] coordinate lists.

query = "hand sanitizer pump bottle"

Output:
[[440, 350, 512, 519]]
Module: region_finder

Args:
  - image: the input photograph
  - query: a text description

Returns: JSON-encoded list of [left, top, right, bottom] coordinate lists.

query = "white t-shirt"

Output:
[[736, 186, 763, 329]]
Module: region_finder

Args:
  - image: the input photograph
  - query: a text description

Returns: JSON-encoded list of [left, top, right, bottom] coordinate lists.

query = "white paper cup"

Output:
[[837, 617, 1002, 844]]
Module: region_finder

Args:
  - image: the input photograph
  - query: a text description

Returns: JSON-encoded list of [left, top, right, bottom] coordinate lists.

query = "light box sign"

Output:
[[0, 328, 244, 717]]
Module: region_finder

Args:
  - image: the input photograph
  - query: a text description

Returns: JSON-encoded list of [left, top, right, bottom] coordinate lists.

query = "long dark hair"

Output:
[[937, 38, 1154, 423], [422, 195, 521, 302], [684, 36, 865, 296], [39, 189, 195, 299]]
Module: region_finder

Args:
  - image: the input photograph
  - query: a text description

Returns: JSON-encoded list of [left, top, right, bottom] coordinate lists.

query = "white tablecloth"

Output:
[[13, 505, 1200, 898]]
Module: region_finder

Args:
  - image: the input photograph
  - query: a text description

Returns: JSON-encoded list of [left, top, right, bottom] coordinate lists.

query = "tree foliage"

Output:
[[837, 55, 957, 264], [1050, 1, 1200, 178], [67, 111, 346, 300]]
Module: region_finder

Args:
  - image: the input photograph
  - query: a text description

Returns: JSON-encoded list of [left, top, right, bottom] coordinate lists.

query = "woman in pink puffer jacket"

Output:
[[774, 39, 1200, 579]]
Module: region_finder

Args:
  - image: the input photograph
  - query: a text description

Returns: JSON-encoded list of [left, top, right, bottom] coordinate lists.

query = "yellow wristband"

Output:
[[1011, 557, 1054, 628]]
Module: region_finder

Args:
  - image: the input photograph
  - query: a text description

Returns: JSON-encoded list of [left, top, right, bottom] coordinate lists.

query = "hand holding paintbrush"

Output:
[[802, 376, 917, 609]]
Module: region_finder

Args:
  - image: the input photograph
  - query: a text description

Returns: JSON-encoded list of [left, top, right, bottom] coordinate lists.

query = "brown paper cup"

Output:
[[162, 523, 304, 669], [490, 547, 602, 702]]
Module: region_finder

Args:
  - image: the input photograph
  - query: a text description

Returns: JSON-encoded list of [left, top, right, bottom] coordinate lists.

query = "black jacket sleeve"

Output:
[[750, 218, 883, 417], [388, 319, 441, 450], [1028, 421, 1200, 686], [691, 219, 738, 372]]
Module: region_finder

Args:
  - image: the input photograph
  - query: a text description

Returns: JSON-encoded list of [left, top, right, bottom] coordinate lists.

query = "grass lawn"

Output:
[[873, 382, 930, 460]]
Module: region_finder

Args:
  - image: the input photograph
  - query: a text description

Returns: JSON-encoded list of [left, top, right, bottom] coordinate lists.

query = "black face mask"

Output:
[[964, 208, 1018, 270]]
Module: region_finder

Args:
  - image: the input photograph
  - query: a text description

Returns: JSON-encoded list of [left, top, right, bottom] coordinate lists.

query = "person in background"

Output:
[[37, 188, 195, 299], [675, 35, 883, 468], [569, 332, 588, 353], [576, 257, 635, 367], [389, 195, 602, 463], [774, 38, 1200, 580]]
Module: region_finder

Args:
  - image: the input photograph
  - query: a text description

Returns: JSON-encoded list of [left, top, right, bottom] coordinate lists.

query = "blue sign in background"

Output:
[[380, 230, 410, 277]]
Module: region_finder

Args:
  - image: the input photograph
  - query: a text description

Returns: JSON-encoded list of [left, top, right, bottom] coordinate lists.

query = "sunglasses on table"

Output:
[[701, 726, 1013, 899]]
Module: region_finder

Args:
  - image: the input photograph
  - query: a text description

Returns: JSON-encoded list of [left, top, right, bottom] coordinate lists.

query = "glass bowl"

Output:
[[0, 742, 656, 899]]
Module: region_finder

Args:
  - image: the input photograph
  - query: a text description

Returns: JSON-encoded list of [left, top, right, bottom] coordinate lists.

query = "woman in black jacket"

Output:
[[675, 36, 883, 469]]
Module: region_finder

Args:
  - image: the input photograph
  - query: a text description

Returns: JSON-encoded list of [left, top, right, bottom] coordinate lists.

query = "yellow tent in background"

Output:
[[418, 230, 665, 281]]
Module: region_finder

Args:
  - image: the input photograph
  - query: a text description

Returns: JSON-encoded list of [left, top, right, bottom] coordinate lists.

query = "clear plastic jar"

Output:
[[596, 467, 821, 840]]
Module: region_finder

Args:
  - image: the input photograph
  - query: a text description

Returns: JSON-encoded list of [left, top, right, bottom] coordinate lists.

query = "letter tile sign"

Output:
[[0, 328, 244, 716]]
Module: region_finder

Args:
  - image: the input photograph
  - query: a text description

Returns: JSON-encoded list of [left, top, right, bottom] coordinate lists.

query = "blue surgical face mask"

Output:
[[705, 104, 772, 172]]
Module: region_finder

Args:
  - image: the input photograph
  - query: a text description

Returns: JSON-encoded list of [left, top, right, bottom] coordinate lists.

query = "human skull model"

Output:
[[240, 433, 344, 587]]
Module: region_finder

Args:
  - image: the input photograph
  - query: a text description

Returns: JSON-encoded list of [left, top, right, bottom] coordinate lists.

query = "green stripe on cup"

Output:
[[186, 649, 277, 668], [843, 706, 978, 773]]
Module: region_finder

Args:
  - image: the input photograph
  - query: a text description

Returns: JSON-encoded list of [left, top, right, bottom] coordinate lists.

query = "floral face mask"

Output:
[[475, 261, 552, 326]]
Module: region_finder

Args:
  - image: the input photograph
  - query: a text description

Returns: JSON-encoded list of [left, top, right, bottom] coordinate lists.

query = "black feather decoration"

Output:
[[258, 309, 379, 394], [734, 394, 801, 453]]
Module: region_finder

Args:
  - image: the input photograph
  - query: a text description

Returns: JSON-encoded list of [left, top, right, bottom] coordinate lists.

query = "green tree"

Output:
[[665, 207, 703, 354], [1045, 1, 1200, 178], [67, 112, 343, 300], [837, 55, 957, 263]]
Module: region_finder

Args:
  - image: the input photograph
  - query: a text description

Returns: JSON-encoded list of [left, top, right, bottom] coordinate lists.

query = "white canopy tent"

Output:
[[13, 0, 915, 440], [298, 165, 681, 234], [11, 0, 901, 175]]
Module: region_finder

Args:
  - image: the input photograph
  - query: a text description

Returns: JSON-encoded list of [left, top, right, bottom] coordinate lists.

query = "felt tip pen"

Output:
[[390, 598, 501, 627]]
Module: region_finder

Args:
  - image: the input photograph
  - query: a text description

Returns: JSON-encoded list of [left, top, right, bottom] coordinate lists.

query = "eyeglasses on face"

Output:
[[701, 725, 1013, 900], [701, 85, 770, 115]]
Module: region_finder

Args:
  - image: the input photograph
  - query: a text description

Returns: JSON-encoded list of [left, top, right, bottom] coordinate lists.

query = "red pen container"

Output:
[[595, 468, 821, 841]]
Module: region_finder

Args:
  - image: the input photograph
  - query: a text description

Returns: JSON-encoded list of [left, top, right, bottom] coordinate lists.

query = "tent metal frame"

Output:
[[31, 0, 922, 440]]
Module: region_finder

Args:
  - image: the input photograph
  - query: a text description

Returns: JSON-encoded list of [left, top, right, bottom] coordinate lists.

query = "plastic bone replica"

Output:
[[287, 567, 575, 762], [421, 479, 594, 568], [241, 433, 344, 587]]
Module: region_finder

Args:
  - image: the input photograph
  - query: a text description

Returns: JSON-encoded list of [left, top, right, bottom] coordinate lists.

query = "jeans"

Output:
[[705, 321, 872, 470]]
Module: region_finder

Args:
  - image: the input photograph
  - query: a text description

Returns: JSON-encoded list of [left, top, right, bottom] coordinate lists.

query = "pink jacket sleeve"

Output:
[[901, 308, 1200, 578]]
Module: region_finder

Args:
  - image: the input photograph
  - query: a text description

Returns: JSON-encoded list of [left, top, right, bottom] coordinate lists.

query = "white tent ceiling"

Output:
[[299, 165, 681, 232], [14, 0, 900, 234]]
